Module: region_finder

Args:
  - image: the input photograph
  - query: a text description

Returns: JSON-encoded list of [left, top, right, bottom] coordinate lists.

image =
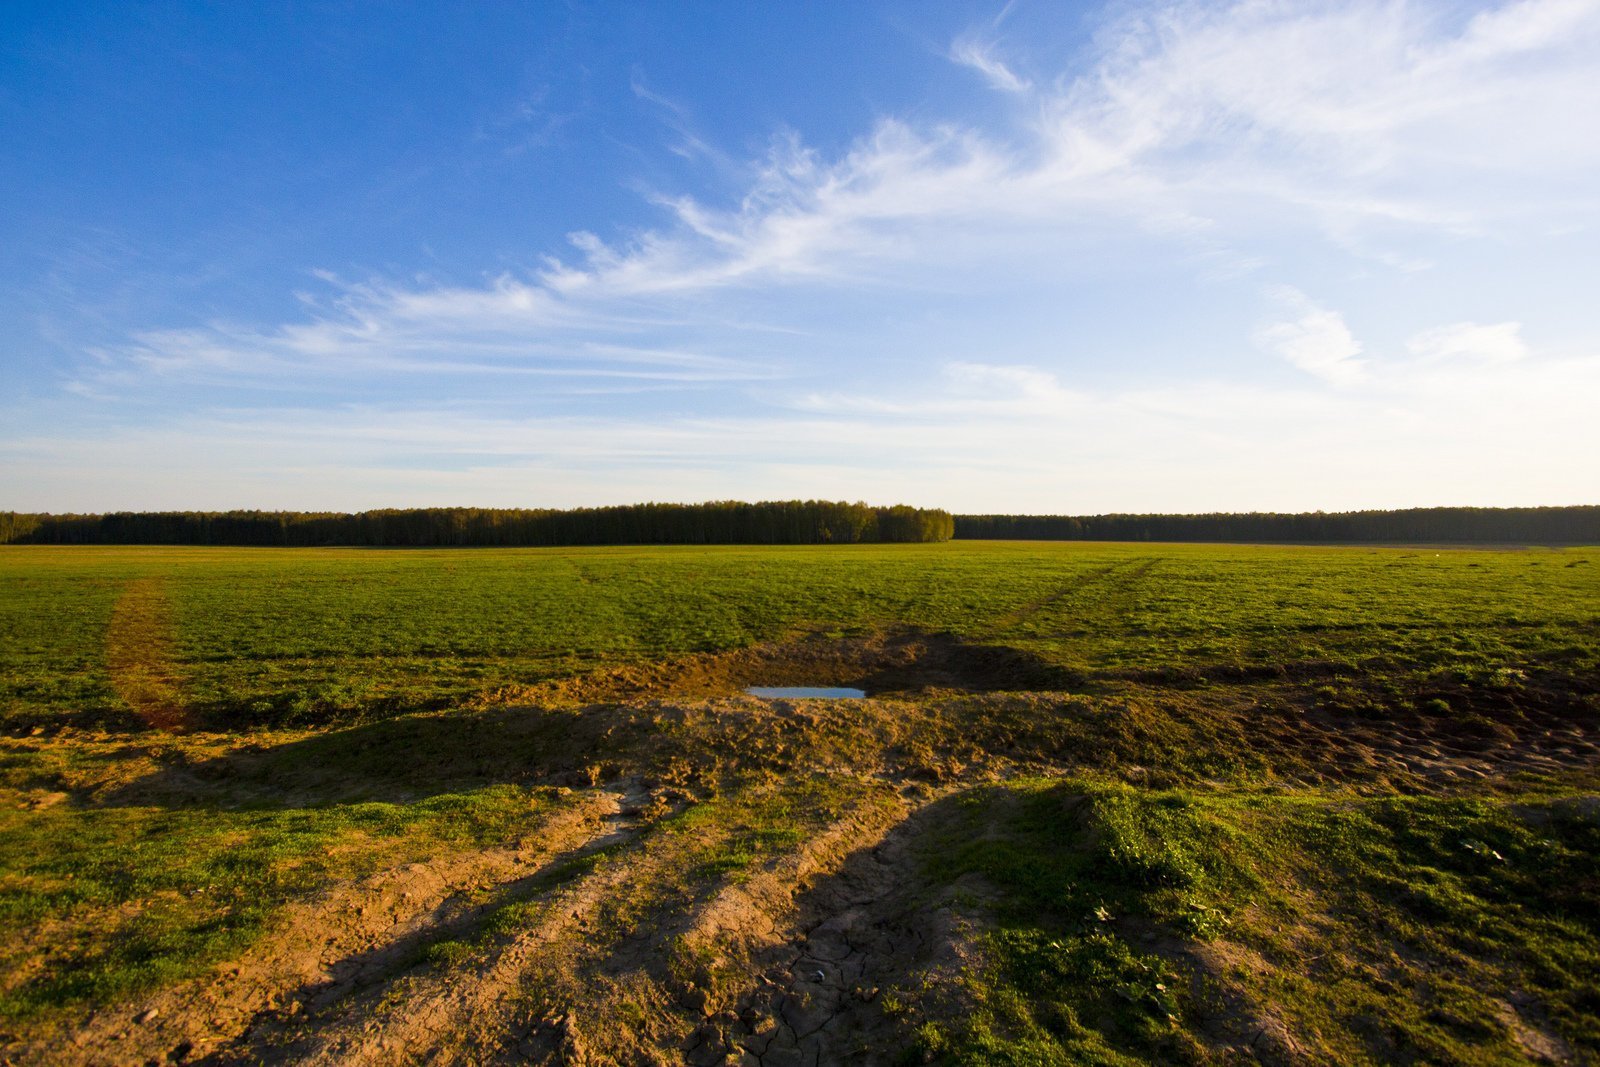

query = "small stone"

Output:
[[135, 1008, 160, 1024]]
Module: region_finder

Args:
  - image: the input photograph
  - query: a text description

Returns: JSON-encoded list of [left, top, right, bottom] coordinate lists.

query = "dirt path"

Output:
[[676, 789, 976, 1067], [206, 778, 663, 1065], [219, 781, 943, 1066], [105, 577, 191, 731], [26, 788, 631, 1067]]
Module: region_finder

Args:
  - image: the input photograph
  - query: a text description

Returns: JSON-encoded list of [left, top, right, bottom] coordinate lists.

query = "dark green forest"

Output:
[[3, 504, 1595, 548], [954, 506, 1600, 544], [0, 501, 954, 547]]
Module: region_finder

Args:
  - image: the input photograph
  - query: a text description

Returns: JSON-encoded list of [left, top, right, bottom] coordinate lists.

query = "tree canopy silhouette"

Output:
[[0, 501, 954, 547], [954, 506, 1598, 544]]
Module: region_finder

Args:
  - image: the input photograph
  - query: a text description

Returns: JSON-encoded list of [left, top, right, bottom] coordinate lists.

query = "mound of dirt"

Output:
[[491, 630, 1084, 706]]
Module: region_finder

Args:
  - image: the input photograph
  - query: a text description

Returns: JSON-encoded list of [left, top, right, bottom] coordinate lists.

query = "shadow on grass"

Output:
[[101, 703, 629, 809], [95, 630, 1095, 809]]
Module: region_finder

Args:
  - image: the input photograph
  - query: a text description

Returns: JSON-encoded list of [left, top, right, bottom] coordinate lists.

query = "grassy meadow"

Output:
[[3, 541, 1596, 730], [1, 541, 1597, 1064]]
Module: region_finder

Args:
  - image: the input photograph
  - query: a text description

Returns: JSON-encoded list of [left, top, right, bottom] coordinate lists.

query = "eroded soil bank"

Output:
[[484, 629, 1087, 706]]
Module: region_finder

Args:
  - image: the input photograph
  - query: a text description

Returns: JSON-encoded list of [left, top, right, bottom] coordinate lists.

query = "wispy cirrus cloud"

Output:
[[950, 36, 1031, 93], [69, 1, 1600, 396], [18, 0, 1600, 510]]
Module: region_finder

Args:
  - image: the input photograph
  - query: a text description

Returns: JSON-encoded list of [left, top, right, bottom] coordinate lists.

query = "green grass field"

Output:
[[1, 541, 1597, 1065], [3, 541, 1596, 730]]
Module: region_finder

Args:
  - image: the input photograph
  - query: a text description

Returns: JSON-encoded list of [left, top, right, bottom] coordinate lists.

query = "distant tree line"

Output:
[[0, 501, 954, 547], [954, 506, 1600, 544]]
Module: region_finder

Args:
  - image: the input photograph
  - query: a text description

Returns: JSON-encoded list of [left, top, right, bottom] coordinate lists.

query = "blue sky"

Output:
[[3, 0, 1598, 513]]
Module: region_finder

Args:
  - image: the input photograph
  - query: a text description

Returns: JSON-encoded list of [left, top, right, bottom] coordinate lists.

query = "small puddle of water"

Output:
[[744, 686, 866, 699]]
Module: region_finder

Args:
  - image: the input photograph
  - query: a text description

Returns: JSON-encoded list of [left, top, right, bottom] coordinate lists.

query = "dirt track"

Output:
[[105, 578, 191, 733], [10, 664, 1600, 1065]]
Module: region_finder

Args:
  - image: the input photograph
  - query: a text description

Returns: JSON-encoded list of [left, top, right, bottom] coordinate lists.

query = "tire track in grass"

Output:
[[222, 779, 665, 1066], [984, 558, 1157, 639], [34, 788, 641, 1066], [105, 577, 192, 732], [481, 780, 939, 1066], [268, 777, 924, 1065], [677, 786, 968, 1067]]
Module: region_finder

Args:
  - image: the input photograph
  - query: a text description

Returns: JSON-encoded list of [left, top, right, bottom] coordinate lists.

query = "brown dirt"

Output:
[[9, 634, 1600, 1063], [158, 780, 971, 1067], [677, 788, 984, 1067], [1496, 994, 1579, 1065], [194, 776, 680, 1065], [105, 578, 192, 732], [24, 788, 633, 1067], [1268, 691, 1600, 790], [479, 630, 1083, 707]]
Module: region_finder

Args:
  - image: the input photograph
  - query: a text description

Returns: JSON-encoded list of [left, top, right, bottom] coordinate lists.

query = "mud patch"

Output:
[[490, 630, 1082, 705]]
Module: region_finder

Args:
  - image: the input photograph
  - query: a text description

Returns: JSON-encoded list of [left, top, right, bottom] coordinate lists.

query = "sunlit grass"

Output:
[[2, 542, 1595, 729]]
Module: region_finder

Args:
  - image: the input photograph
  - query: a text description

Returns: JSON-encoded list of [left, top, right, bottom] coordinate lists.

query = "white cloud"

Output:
[[791, 361, 1086, 418], [1407, 321, 1529, 362], [22, 1, 1600, 511], [1255, 288, 1368, 385], [71, 0, 1600, 397], [950, 36, 1031, 93], [11, 337, 1599, 512]]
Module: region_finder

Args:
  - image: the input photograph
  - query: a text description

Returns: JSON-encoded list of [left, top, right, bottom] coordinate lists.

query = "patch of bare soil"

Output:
[[204, 781, 963, 1067], [201, 777, 674, 1065], [17, 637, 1600, 1063], [1174, 936, 1319, 1065], [23, 788, 633, 1067], [677, 790, 981, 1067], [105, 578, 192, 733], [485, 630, 1082, 706], [1495, 994, 1578, 1065], [1274, 692, 1600, 790], [501, 786, 942, 1067]]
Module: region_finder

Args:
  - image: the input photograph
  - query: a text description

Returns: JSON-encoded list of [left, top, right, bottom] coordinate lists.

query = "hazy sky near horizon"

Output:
[[3, 0, 1599, 513]]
